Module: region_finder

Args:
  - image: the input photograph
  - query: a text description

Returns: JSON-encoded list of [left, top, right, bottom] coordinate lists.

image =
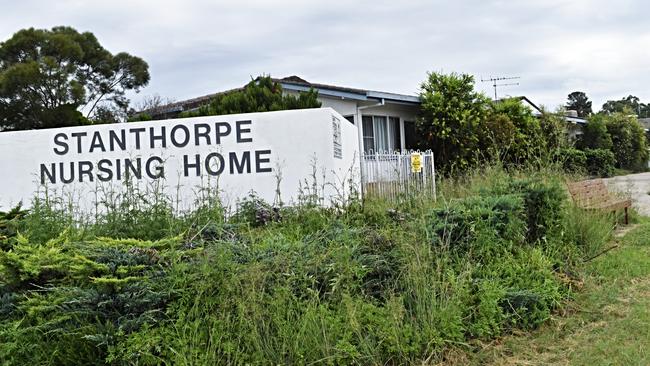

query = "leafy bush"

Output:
[[486, 98, 543, 165], [0, 169, 607, 364], [425, 176, 571, 335], [558, 148, 587, 174], [0, 234, 178, 364], [417, 72, 490, 173], [0, 205, 25, 251], [555, 148, 614, 178], [179, 76, 321, 118], [230, 193, 280, 227], [584, 148, 616, 177], [538, 109, 569, 153], [564, 206, 614, 259], [577, 115, 613, 151], [603, 112, 648, 171], [489, 177, 566, 243], [428, 194, 525, 255]]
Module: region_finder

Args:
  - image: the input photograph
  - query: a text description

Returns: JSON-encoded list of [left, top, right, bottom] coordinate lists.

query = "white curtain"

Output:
[[373, 116, 388, 152]]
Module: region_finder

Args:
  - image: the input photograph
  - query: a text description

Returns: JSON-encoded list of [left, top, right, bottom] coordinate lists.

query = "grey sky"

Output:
[[2, 0, 649, 111]]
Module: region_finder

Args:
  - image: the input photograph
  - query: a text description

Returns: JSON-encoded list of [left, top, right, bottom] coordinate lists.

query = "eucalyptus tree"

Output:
[[0, 26, 149, 130]]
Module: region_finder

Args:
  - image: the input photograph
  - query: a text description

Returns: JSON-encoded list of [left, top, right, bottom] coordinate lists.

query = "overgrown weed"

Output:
[[0, 164, 623, 365]]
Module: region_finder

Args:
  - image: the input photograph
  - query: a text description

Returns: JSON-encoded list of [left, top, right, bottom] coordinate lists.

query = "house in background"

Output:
[[514, 95, 587, 140], [145, 76, 600, 156], [146, 76, 422, 155]]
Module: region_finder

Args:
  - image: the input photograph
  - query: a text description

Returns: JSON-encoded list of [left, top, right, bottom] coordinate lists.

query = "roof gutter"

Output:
[[357, 98, 385, 111]]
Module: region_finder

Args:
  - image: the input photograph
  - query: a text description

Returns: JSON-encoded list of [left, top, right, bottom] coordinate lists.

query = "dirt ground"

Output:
[[605, 172, 650, 216]]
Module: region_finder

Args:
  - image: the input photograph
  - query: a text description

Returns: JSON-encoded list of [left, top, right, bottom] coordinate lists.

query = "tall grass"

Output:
[[0, 165, 618, 365]]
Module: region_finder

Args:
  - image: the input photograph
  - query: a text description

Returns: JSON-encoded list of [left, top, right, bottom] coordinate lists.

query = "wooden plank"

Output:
[[589, 199, 632, 211], [567, 178, 631, 226]]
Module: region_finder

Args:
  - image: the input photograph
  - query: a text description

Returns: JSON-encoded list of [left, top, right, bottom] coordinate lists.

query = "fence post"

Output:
[[431, 151, 436, 201]]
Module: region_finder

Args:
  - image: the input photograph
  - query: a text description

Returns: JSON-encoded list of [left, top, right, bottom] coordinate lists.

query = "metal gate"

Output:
[[360, 150, 436, 201]]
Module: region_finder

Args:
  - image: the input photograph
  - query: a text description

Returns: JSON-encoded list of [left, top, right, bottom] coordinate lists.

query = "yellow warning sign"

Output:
[[410, 152, 423, 173]]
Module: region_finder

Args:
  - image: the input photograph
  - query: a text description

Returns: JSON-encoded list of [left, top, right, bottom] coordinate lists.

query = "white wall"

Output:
[[318, 97, 359, 117], [283, 90, 359, 117], [0, 108, 360, 212], [360, 103, 418, 121]]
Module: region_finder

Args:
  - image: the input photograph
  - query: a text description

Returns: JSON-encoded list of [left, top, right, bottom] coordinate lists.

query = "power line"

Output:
[[480, 76, 520, 100]]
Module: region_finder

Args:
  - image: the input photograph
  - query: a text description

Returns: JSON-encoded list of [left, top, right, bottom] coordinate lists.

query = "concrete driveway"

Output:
[[605, 172, 650, 216]]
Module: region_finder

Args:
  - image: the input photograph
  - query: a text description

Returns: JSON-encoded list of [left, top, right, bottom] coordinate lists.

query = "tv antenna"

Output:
[[481, 76, 520, 100]]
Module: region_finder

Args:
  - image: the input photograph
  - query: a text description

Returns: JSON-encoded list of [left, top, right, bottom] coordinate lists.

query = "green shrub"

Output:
[[577, 115, 612, 151], [584, 148, 615, 177], [0, 205, 25, 251], [467, 279, 507, 337], [180, 76, 321, 118], [489, 177, 566, 244], [92, 186, 180, 241], [20, 197, 74, 244], [538, 109, 569, 153], [127, 112, 152, 122], [1, 167, 608, 365], [428, 194, 525, 255], [558, 148, 586, 174], [0, 235, 178, 364], [230, 193, 279, 227], [497, 248, 566, 329], [604, 112, 648, 171]]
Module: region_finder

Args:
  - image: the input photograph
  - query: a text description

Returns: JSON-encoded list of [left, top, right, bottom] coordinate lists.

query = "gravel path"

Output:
[[604, 172, 650, 216]]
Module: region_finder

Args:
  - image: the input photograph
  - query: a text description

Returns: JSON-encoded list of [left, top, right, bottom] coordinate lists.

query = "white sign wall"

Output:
[[0, 108, 360, 212]]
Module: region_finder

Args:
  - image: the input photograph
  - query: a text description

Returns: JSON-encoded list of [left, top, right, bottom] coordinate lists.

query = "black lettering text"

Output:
[[236, 120, 252, 143], [149, 126, 166, 148], [59, 162, 75, 184], [89, 132, 106, 153], [129, 128, 146, 149], [78, 161, 94, 182], [40, 163, 56, 184], [255, 149, 273, 173], [109, 130, 126, 151], [194, 123, 211, 145], [215, 122, 231, 144], [53, 133, 68, 155], [183, 154, 201, 176], [124, 158, 142, 179], [171, 124, 190, 147], [71, 132, 87, 154], [97, 159, 113, 182], [229, 151, 251, 174], [205, 152, 224, 176], [146, 156, 165, 179]]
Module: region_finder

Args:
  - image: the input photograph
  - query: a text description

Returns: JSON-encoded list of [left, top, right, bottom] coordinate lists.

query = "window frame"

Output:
[[362, 114, 403, 153]]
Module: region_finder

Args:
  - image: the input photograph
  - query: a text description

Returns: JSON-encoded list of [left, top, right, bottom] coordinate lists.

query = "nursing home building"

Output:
[[146, 76, 422, 155]]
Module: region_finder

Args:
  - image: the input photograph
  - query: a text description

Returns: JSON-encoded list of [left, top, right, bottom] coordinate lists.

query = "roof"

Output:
[[501, 96, 591, 125], [141, 76, 421, 116], [146, 86, 245, 116], [504, 96, 542, 114], [274, 76, 421, 105]]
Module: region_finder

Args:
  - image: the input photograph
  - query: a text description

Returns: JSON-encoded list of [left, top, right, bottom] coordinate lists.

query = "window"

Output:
[[362, 115, 401, 153], [343, 115, 354, 124], [389, 117, 400, 151], [404, 121, 417, 150], [362, 116, 375, 154]]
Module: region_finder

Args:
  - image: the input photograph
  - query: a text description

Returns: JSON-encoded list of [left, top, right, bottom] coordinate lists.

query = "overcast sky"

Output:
[[2, 0, 649, 111]]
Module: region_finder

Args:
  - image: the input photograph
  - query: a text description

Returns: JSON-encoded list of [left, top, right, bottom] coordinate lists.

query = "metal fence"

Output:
[[361, 150, 436, 201]]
